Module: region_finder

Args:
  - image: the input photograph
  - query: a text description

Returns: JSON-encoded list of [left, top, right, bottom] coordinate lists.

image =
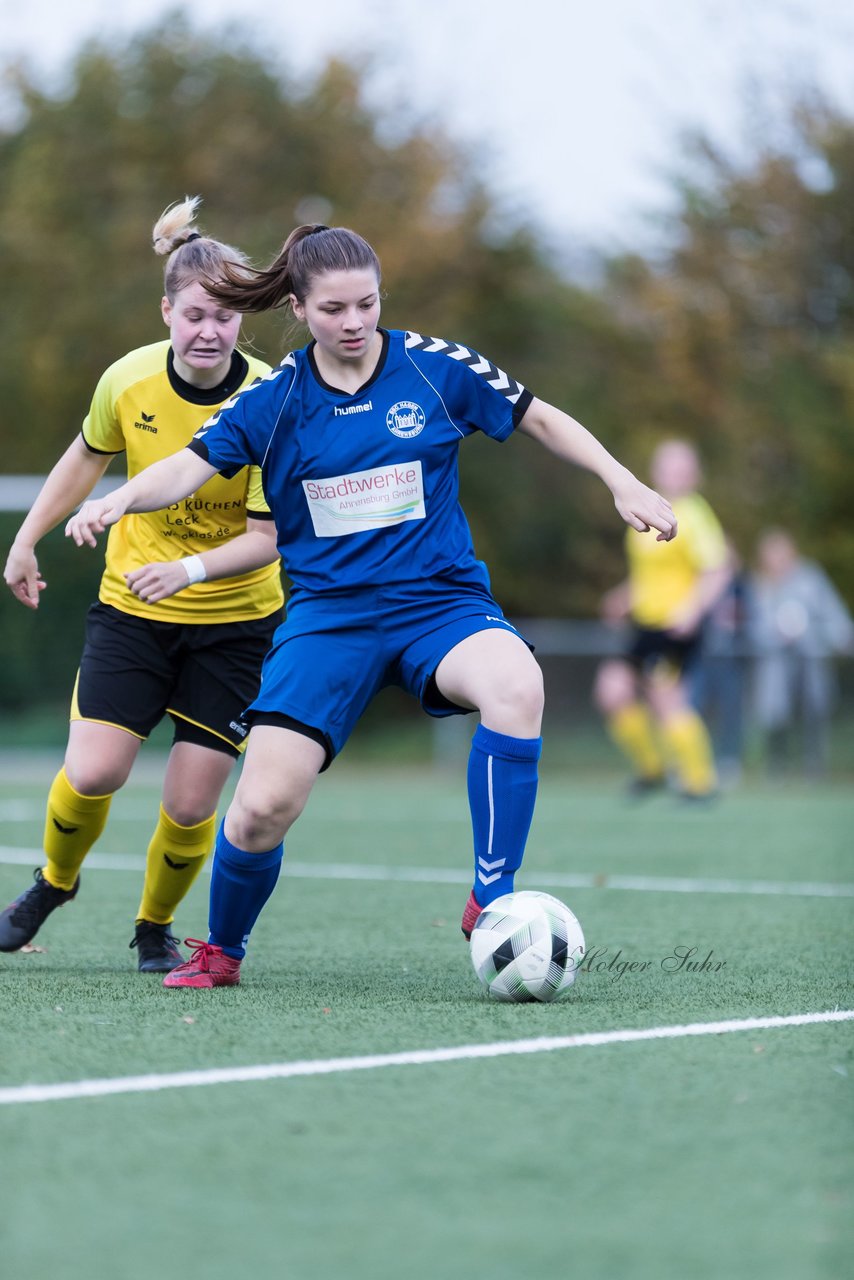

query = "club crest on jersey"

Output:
[[386, 401, 425, 438]]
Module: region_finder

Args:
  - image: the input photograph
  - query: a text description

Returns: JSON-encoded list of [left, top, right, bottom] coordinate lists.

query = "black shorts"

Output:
[[627, 624, 700, 679], [72, 602, 283, 757]]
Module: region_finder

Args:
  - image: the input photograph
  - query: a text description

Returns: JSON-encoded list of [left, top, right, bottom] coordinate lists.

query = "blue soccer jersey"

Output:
[[188, 329, 533, 593]]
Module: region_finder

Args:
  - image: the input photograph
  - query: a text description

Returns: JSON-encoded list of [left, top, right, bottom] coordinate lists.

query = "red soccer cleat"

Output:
[[461, 890, 483, 940], [162, 938, 241, 989]]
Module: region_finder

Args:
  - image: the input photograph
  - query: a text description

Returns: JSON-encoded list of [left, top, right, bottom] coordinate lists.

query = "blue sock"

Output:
[[467, 724, 542, 906], [208, 823, 283, 959]]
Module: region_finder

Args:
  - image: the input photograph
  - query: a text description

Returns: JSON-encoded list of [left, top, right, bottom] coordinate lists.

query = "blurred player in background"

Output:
[[691, 537, 750, 788], [749, 527, 854, 777], [1, 198, 283, 970], [593, 439, 729, 800], [64, 222, 676, 989]]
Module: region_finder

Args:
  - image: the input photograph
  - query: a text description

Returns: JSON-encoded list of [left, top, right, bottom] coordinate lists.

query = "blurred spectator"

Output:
[[593, 440, 730, 800], [749, 529, 854, 778], [691, 539, 751, 788]]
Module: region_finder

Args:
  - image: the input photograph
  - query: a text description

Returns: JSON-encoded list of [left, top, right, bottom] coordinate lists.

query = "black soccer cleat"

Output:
[[130, 921, 185, 973], [0, 868, 80, 952], [676, 788, 719, 805], [626, 774, 667, 799]]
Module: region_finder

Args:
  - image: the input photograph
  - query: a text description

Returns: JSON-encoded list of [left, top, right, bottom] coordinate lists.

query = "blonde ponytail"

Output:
[[151, 196, 251, 302]]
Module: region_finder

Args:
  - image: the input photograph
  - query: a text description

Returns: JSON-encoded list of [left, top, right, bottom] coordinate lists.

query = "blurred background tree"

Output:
[[600, 98, 854, 595], [1, 18, 852, 714]]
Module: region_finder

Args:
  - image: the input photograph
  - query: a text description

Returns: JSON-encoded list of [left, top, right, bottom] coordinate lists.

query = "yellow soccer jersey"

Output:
[[82, 340, 283, 624], [625, 492, 726, 629]]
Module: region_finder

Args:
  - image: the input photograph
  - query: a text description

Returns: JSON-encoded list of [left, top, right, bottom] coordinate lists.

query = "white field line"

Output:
[[1, 1010, 851, 1107], [0, 802, 164, 822], [9, 798, 846, 826], [0, 845, 852, 899], [0, 802, 464, 823], [282, 862, 854, 900]]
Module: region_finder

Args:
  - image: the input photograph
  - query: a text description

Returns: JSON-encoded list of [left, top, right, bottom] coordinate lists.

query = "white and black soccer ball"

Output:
[[469, 890, 585, 1003]]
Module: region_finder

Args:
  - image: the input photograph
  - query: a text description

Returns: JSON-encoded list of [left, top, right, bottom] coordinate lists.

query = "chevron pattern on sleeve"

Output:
[[197, 353, 296, 435], [405, 332, 526, 405]]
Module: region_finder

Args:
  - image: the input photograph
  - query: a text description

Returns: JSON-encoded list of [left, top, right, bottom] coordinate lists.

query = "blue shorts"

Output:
[[246, 581, 526, 765]]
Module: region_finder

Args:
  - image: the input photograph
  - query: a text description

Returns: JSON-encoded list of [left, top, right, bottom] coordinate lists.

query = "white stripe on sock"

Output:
[[486, 754, 494, 857]]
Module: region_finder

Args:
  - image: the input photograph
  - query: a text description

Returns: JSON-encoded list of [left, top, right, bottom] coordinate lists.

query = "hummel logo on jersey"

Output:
[[163, 853, 190, 871], [334, 401, 373, 417], [134, 411, 158, 433], [387, 401, 426, 438], [52, 819, 79, 835], [405, 333, 526, 404]]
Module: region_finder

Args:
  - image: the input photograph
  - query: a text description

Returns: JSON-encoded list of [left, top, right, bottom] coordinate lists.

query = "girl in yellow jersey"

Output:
[[593, 440, 729, 799], [0, 198, 283, 969]]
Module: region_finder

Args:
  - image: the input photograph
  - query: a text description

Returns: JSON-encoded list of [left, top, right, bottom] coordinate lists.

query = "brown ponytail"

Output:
[[204, 225, 381, 314]]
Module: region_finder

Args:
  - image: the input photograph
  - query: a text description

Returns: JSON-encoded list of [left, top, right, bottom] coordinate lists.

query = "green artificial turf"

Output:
[[0, 756, 851, 1280]]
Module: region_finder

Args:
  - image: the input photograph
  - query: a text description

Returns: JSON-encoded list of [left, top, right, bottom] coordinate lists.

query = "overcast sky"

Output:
[[2, 0, 853, 257]]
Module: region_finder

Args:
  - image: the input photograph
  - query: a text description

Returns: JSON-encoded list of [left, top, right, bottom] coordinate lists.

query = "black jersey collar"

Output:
[[306, 328, 389, 397], [167, 348, 249, 405]]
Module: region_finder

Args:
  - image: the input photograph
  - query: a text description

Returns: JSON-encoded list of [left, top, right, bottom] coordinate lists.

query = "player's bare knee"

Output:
[[228, 788, 306, 848], [164, 799, 217, 829], [482, 666, 544, 735], [647, 678, 687, 720], [594, 660, 635, 714], [63, 761, 127, 797], [520, 668, 545, 724]]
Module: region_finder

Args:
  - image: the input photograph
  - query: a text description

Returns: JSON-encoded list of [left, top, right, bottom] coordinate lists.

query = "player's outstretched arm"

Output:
[[125, 518, 280, 603], [4, 436, 113, 609], [65, 449, 218, 548], [517, 398, 677, 542]]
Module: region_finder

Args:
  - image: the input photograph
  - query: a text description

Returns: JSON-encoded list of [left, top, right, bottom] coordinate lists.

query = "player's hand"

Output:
[[667, 592, 704, 638], [4, 543, 47, 610], [611, 477, 677, 542], [65, 494, 128, 547], [125, 561, 195, 604], [667, 612, 701, 639], [600, 584, 630, 625]]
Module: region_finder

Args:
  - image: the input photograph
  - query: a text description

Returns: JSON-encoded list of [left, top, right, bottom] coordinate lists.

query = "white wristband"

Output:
[[182, 555, 207, 585]]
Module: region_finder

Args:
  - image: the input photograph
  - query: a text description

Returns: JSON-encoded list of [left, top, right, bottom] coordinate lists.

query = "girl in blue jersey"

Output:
[[66, 224, 677, 989]]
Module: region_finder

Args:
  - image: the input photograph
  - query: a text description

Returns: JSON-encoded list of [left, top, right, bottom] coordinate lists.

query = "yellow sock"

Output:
[[661, 710, 717, 795], [607, 703, 665, 780], [43, 768, 112, 890], [136, 806, 216, 925]]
